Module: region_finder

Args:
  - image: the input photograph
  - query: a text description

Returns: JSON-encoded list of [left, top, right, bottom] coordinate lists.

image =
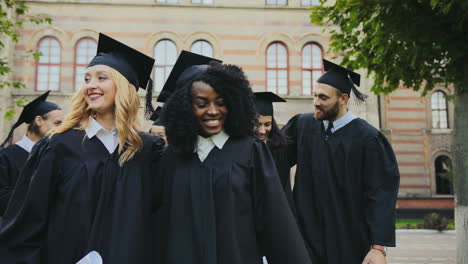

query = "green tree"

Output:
[[310, 0, 468, 262], [1, 0, 51, 119]]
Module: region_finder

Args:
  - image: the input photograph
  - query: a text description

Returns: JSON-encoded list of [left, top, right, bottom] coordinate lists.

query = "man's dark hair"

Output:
[[161, 62, 256, 157]]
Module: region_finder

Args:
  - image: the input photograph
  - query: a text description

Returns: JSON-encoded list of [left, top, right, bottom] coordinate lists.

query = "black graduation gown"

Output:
[[269, 146, 295, 212], [282, 113, 400, 264], [155, 136, 311, 264], [0, 129, 164, 264], [0, 145, 29, 215]]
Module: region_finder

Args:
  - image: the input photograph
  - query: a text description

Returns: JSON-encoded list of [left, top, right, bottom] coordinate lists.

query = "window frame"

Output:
[[155, 0, 179, 4], [191, 0, 214, 5], [35, 36, 62, 92], [265, 41, 289, 96], [300, 0, 319, 6], [190, 40, 214, 58], [431, 90, 449, 129], [301, 42, 324, 96], [266, 0, 288, 6], [153, 39, 178, 93], [73, 37, 97, 91], [434, 155, 454, 196]]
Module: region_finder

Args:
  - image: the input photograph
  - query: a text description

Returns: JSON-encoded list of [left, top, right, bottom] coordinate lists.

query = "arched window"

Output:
[[36, 37, 61, 91], [154, 40, 177, 92], [302, 43, 324, 95], [435, 155, 453, 195], [190, 40, 213, 58], [74, 38, 97, 90], [266, 42, 288, 95], [431, 91, 449, 129]]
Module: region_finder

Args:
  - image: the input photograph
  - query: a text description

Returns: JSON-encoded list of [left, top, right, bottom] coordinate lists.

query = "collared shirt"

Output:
[[323, 111, 357, 134], [85, 118, 118, 154], [15, 135, 36, 153], [194, 130, 229, 162]]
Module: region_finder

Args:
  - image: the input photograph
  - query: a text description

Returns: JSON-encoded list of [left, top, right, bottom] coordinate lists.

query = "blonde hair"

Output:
[[51, 68, 142, 166]]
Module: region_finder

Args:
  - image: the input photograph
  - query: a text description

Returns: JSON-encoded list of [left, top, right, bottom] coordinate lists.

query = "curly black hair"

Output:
[[161, 62, 257, 157]]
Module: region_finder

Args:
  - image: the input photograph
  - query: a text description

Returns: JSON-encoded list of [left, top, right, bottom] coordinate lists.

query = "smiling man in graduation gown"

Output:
[[0, 91, 63, 217], [282, 59, 400, 264]]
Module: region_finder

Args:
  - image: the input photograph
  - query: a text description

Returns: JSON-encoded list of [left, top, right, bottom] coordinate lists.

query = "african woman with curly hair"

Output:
[[154, 53, 311, 264], [0, 34, 165, 264]]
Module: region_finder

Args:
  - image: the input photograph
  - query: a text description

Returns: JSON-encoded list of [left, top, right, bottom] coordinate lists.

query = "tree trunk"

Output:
[[454, 84, 468, 264]]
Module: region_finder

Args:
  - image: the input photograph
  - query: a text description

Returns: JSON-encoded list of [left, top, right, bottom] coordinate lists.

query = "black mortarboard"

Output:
[[157, 50, 222, 103], [0, 91, 61, 148], [88, 33, 156, 118], [88, 33, 154, 91], [254, 92, 286, 116], [317, 59, 367, 102]]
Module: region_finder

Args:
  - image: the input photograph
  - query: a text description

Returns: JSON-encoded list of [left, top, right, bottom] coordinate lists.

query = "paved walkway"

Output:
[[387, 231, 456, 264]]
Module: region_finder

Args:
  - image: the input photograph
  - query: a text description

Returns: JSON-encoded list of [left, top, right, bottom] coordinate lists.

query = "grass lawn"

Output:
[[396, 218, 455, 230]]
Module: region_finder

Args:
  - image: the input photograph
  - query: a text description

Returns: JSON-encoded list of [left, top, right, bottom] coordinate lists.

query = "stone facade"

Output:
[[0, 0, 455, 206]]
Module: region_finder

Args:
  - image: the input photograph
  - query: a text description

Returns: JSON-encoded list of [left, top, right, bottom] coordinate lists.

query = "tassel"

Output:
[[144, 78, 155, 120]]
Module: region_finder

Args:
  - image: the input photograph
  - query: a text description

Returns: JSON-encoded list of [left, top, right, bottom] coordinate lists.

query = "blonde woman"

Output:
[[0, 34, 164, 264]]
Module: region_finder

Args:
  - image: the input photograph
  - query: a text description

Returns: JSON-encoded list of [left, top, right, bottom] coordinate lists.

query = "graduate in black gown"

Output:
[[0, 91, 63, 217], [282, 59, 400, 264], [253, 92, 293, 207], [154, 53, 311, 264], [0, 33, 165, 264]]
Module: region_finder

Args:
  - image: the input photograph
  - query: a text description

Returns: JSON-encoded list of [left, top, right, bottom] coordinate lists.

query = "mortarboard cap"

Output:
[[88, 33, 155, 91], [0, 91, 60, 148], [157, 50, 222, 103], [317, 59, 367, 102], [254, 92, 286, 116]]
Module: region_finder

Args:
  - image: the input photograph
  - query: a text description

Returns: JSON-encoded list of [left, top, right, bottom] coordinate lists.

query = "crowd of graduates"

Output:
[[0, 33, 399, 264]]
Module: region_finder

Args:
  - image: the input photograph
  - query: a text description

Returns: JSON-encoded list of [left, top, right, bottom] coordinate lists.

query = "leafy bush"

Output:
[[423, 213, 449, 231]]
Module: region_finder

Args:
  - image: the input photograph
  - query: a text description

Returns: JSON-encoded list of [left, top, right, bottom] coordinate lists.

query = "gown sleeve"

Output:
[[251, 140, 311, 264], [0, 151, 14, 215], [269, 147, 295, 214], [281, 114, 301, 167], [0, 137, 59, 264], [149, 134, 165, 211], [363, 133, 400, 247]]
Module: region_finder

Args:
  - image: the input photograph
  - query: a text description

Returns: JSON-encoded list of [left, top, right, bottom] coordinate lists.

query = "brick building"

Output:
[[0, 0, 454, 216]]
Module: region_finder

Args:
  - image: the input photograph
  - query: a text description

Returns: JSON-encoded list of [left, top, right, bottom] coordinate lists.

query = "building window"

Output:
[[431, 90, 449, 129], [156, 0, 178, 3], [154, 40, 177, 92], [266, 42, 288, 95], [435, 155, 453, 195], [190, 40, 213, 57], [192, 0, 213, 4], [301, 0, 319, 6], [36, 37, 61, 91], [74, 38, 97, 90], [266, 0, 287, 5], [302, 43, 324, 95]]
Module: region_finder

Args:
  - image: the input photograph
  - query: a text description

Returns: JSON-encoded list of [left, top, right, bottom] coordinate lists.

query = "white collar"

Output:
[[323, 111, 357, 133], [194, 130, 229, 162], [195, 130, 229, 151], [85, 118, 117, 139], [15, 135, 36, 153]]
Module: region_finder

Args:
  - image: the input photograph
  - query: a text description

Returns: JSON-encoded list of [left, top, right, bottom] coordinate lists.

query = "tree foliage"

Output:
[[0, 0, 51, 119], [310, 0, 468, 95]]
